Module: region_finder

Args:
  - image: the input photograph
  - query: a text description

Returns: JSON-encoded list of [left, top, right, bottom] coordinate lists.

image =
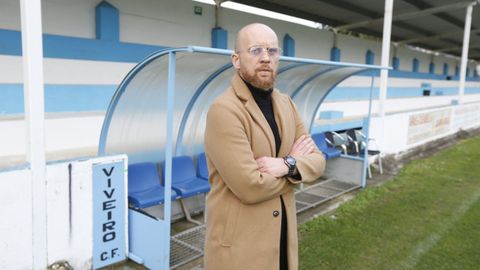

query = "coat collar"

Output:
[[231, 73, 289, 157]]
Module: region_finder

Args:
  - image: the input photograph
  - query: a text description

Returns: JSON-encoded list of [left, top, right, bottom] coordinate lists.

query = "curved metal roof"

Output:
[[98, 46, 386, 164]]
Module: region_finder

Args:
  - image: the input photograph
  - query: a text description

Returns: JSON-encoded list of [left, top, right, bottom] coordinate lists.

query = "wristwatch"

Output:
[[283, 155, 296, 177]]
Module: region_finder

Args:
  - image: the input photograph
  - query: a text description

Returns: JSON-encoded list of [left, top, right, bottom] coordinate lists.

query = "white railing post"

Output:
[[20, 0, 47, 268], [458, 2, 476, 104], [378, 0, 394, 117]]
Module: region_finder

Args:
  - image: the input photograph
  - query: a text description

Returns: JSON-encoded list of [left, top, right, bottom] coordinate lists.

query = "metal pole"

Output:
[[19, 0, 47, 268], [458, 2, 476, 104], [363, 74, 376, 188], [163, 51, 176, 270], [378, 0, 394, 116]]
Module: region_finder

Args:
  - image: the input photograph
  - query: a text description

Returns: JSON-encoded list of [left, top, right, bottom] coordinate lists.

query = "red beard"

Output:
[[241, 67, 276, 90]]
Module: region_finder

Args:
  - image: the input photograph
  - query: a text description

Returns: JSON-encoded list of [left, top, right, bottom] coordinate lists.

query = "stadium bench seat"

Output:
[[128, 162, 179, 208], [162, 155, 210, 225], [196, 152, 209, 181], [162, 156, 210, 197], [311, 133, 342, 159], [345, 128, 383, 178]]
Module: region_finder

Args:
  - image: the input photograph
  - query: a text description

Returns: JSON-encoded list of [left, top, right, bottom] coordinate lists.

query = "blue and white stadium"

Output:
[[1, 0, 479, 269]]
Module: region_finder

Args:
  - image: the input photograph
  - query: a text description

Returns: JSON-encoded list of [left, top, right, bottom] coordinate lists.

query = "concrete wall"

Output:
[[370, 101, 480, 154], [0, 155, 128, 269]]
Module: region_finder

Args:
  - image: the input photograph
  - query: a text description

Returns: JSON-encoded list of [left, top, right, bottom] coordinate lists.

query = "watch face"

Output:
[[286, 156, 296, 166]]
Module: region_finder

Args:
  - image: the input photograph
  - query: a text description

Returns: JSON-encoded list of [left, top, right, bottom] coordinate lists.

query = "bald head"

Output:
[[235, 23, 279, 52], [231, 23, 280, 90]]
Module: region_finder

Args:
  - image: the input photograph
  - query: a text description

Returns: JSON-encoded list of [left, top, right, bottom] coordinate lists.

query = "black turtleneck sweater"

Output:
[[243, 79, 288, 270]]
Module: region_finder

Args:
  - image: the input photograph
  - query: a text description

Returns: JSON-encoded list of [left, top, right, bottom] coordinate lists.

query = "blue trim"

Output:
[[95, 1, 119, 41], [366, 50, 374, 65], [319, 111, 343, 119], [362, 73, 376, 187], [392, 57, 400, 70], [443, 63, 449, 75], [175, 63, 233, 154], [0, 28, 166, 63], [283, 34, 295, 57], [429, 62, 435, 74], [211, 27, 227, 49], [412, 58, 419, 72], [0, 84, 116, 114], [2, 84, 478, 116], [386, 69, 479, 80], [330, 47, 341, 62]]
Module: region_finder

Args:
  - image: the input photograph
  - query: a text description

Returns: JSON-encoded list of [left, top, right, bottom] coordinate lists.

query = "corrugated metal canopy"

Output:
[[230, 0, 480, 61], [98, 46, 386, 164]]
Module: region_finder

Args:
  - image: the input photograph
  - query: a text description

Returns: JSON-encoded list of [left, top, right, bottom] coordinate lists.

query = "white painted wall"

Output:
[[319, 94, 480, 118], [0, 155, 127, 269], [0, 168, 32, 270], [338, 75, 480, 88], [0, 55, 134, 85], [370, 101, 480, 154], [0, 113, 105, 158]]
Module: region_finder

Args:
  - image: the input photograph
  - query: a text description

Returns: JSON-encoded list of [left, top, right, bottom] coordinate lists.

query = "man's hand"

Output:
[[289, 135, 316, 157], [256, 157, 288, 178], [255, 135, 316, 177]]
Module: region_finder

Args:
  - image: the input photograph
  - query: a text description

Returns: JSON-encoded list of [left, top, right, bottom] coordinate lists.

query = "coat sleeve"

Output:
[[205, 102, 292, 205], [286, 97, 326, 184]]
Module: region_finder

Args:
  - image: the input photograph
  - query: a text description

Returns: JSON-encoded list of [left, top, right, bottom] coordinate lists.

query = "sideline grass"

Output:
[[299, 135, 480, 270]]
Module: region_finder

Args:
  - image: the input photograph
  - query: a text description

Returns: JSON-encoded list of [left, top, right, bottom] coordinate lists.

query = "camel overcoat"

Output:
[[204, 73, 326, 270]]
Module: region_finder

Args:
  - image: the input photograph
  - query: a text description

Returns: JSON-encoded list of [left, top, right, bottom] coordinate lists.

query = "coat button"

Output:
[[273, 210, 279, 217]]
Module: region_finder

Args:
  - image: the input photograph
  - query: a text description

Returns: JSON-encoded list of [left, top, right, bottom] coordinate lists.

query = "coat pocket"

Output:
[[221, 196, 241, 247]]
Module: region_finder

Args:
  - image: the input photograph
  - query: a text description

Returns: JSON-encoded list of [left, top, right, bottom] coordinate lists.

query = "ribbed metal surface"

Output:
[[295, 179, 360, 213], [99, 47, 378, 164], [170, 225, 206, 269]]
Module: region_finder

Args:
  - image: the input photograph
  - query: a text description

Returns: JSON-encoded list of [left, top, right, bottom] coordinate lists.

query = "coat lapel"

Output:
[[272, 90, 291, 158], [231, 73, 276, 156]]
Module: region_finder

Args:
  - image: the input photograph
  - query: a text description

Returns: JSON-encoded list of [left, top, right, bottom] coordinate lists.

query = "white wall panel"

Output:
[[0, 168, 32, 270], [0, 55, 133, 84]]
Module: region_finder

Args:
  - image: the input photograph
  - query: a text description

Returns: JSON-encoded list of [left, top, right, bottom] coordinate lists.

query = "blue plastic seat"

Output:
[[162, 156, 210, 198], [311, 133, 342, 159], [128, 162, 178, 208], [197, 152, 209, 180]]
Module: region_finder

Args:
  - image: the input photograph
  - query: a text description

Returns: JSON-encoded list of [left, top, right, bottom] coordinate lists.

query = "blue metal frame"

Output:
[[161, 51, 176, 270], [362, 73, 376, 188]]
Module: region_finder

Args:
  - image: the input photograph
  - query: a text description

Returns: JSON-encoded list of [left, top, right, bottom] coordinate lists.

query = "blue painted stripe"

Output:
[[0, 84, 117, 114], [0, 28, 166, 63], [357, 69, 479, 81], [1, 84, 479, 115], [323, 86, 480, 102]]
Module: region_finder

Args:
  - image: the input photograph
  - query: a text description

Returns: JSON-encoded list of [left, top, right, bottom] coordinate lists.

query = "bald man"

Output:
[[204, 23, 325, 270]]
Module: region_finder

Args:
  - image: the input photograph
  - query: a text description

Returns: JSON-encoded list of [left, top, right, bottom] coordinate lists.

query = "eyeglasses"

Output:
[[237, 46, 283, 58]]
